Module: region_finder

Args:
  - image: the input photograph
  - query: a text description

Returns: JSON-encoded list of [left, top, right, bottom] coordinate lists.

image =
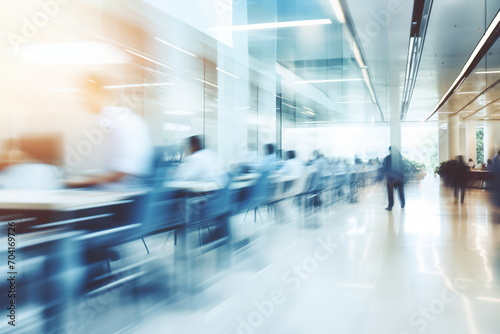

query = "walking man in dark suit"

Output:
[[382, 146, 405, 211]]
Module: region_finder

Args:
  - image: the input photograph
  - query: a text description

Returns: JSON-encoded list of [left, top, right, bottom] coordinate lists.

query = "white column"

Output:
[[465, 121, 477, 163], [390, 76, 401, 152], [459, 126, 466, 157], [438, 125, 448, 162], [447, 115, 459, 159], [484, 121, 500, 161]]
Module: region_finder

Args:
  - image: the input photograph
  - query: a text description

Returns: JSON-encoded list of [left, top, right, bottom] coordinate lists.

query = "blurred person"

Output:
[[350, 157, 365, 202], [230, 143, 259, 174], [309, 150, 329, 176], [382, 146, 405, 211], [176, 135, 221, 182], [493, 150, 500, 167], [486, 159, 494, 171], [492, 150, 500, 207], [452, 155, 469, 203], [352, 157, 364, 172], [278, 150, 304, 178], [66, 74, 153, 190], [468, 158, 475, 169], [260, 143, 281, 172]]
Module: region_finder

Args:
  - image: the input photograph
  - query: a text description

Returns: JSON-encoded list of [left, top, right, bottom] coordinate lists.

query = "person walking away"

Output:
[[382, 146, 405, 211]]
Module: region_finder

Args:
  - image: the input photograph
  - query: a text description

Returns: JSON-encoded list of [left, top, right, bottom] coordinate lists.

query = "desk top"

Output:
[[163, 181, 221, 193], [0, 189, 145, 211]]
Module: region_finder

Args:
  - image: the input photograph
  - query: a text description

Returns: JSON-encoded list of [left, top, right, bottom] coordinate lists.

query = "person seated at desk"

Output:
[[175, 135, 221, 182], [486, 159, 494, 171], [468, 158, 475, 169], [66, 74, 153, 190], [309, 150, 329, 176], [259, 143, 281, 173], [278, 150, 304, 178]]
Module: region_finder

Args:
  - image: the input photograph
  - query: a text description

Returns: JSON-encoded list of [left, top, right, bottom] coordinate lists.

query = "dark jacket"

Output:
[[382, 152, 404, 184]]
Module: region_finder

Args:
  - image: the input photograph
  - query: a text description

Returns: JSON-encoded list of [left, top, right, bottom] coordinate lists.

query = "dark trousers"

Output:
[[387, 180, 405, 208], [454, 181, 466, 203]]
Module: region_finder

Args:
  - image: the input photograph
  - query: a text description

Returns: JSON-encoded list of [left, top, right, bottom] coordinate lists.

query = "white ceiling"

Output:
[[348, 0, 500, 123], [264, 0, 500, 124]]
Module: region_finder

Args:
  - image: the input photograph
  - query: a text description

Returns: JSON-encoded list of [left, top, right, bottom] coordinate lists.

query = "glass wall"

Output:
[[0, 0, 392, 173]]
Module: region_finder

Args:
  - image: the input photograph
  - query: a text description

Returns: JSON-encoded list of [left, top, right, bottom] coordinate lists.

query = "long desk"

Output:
[[0, 189, 146, 211], [467, 170, 494, 189]]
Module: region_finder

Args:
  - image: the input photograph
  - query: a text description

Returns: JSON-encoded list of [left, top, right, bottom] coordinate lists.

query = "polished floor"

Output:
[[124, 176, 500, 334]]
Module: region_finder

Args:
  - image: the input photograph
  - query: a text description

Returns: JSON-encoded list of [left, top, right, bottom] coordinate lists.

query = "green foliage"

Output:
[[435, 160, 453, 176], [476, 128, 484, 164], [403, 158, 426, 175]]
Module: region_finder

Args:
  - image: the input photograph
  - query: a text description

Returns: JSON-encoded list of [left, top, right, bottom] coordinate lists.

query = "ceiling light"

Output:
[[194, 78, 219, 89], [475, 70, 500, 74], [424, 10, 500, 121], [155, 37, 197, 57], [216, 67, 240, 79], [213, 19, 332, 32], [104, 83, 172, 89], [454, 91, 477, 94], [294, 78, 363, 84], [125, 49, 172, 70], [352, 45, 366, 68], [329, 0, 346, 23]]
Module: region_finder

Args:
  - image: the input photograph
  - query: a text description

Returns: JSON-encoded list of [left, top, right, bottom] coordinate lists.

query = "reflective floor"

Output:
[[126, 176, 500, 334]]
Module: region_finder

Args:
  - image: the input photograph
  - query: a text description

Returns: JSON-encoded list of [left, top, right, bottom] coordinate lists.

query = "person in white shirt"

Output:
[[176, 135, 221, 182], [279, 150, 304, 178], [258, 143, 280, 173], [468, 158, 475, 169], [66, 75, 153, 189]]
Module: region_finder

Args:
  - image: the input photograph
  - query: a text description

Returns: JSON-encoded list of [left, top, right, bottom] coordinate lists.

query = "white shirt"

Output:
[[98, 106, 153, 177], [279, 158, 304, 178], [176, 149, 221, 182]]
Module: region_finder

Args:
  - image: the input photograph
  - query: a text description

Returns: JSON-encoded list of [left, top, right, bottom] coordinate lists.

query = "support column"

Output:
[[438, 125, 448, 162], [465, 121, 477, 163], [484, 121, 500, 161], [447, 115, 459, 159], [390, 79, 401, 152], [459, 126, 466, 157]]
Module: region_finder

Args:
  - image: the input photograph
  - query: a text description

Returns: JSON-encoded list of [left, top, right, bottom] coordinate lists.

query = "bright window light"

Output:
[[337, 100, 371, 104], [104, 83, 172, 89], [294, 78, 363, 84], [125, 49, 172, 70], [154, 37, 197, 57], [19, 42, 130, 65], [216, 67, 240, 79], [195, 78, 219, 89], [213, 19, 332, 32], [163, 111, 195, 116]]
